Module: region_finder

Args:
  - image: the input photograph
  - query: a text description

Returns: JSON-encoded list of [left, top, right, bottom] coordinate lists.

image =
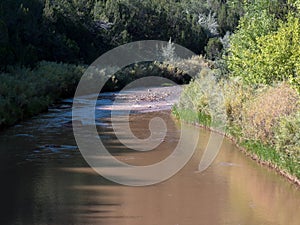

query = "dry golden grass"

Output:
[[241, 83, 299, 143]]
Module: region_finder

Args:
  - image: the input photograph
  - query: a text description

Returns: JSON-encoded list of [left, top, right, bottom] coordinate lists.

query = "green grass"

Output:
[[241, 140, 300, 179], [173, 105, 300, 180], [172, 106, 211, 127]]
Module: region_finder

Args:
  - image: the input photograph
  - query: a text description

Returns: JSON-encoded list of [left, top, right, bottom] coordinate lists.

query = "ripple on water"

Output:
[[14, 133, 35, 138], [26, 144, 80, 162], [218, 161, 242, 167]]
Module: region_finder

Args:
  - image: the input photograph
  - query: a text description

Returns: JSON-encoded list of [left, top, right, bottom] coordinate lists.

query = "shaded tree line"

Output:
[[0, 0, 242, 69]]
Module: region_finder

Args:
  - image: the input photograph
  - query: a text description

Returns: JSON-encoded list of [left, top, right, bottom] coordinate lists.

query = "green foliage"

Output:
[[178, 72, 213, 115], [177, 75, 250, 129], [0, 62, 85, 128], [220, 77, 253, 126], [97, 0, 209, 53], [274, 111, 300, 162], [0, 0, 107, 67], [205, 37, 223, 60], [209, 0, 242, 35], [175, 66, 227, 129], [103, 61, 192, 92], [255, 16, 300, 90], [227, 0, 300, 92], [0, 0, 243, 68], [227, 10, 278, 82]]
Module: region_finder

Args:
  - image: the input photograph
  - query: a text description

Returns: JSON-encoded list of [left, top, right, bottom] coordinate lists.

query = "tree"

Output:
[[227, 0, 300, 92], [205, 37, 223, 60], [227, 0, 279, 81]]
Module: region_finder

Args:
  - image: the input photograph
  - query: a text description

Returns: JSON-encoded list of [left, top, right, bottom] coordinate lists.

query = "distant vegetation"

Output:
[[0, 0, 242, 68]]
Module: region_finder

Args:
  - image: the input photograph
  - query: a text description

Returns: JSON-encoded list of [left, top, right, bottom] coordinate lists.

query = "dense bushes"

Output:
[[101, 54, 213, 92], [0, 0, 108, 67], [274, 112, 300, 161], [0, 62, 85, 128], [101, 61, 192, 92], [227, 0, 300, 91]]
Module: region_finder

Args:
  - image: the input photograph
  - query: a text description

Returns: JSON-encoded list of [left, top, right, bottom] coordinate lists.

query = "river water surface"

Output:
[[0, 89, 299, 225]]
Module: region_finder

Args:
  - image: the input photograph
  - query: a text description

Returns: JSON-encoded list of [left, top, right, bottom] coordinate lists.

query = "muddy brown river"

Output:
[[0, 89, 299, 225]]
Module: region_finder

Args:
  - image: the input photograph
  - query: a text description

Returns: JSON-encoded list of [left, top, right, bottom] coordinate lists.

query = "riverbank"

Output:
[[172, 77, 300, 187], [0, 62, 86, 129], [0, 60, 190, 130], [172, 113, 300, 187], [2, 63, 299, 187]]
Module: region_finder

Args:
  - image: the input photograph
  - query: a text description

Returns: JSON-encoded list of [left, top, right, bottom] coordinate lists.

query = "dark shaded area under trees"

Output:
[[0, 0, 242, 69]]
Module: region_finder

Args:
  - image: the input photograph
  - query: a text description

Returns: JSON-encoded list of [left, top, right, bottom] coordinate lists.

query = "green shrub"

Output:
[[205, 37, 223, 60], [228, 11, 300, 92], [0, 61, 85, 128], [247, 16, 300, 90], [274, 111, 300, 161], [274, 114, 300, 177], [175, 67, 227, 130], [221, 77, 253, 124], [177, 69, 216, 115]]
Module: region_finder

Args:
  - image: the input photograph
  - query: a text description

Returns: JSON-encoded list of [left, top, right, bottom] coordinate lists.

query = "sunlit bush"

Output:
[[241, 83, 299, 143], [228, 11, 300, 92], [274, 111, 300, 161], [174, 67, 227, 128], [221, 77, 253, 125]]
